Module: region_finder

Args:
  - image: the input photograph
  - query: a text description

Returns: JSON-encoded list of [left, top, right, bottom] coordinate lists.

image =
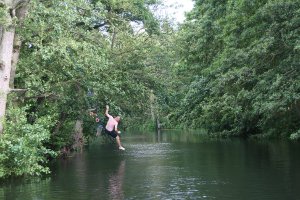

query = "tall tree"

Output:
[[0, 0, 29, 133]]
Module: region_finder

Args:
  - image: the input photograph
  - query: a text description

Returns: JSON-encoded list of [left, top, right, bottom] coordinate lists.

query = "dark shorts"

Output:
[[105, 129, 118, 138]]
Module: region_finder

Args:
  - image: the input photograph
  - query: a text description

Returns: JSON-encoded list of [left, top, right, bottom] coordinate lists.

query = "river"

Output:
[[1, 130, 300, 200]]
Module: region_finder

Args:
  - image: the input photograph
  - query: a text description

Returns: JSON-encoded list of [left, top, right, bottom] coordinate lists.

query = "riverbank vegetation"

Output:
[[0, 0, 299, 178]]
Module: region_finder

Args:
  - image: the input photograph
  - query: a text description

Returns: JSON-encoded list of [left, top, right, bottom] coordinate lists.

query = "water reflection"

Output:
[[0, 177, 51, 199], [156, 129, 161, 142], [0, 131, 300, 200], [152, 129, 211, 144], [108, 160, 125, 200]]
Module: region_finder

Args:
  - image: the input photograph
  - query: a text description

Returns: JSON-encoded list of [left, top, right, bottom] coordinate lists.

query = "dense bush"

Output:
[[0, 106, 56, 178]]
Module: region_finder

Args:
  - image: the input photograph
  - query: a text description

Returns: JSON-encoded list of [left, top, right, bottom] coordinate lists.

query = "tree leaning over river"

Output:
[[0, 0, 163, 178]]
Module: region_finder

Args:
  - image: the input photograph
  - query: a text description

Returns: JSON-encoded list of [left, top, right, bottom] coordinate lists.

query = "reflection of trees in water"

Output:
[[108, 160, 126, 200], [1, 177, 51, 199], [155, 130, 210, 143], [73, 153, 87, 191], [156, 129, 161, 142]]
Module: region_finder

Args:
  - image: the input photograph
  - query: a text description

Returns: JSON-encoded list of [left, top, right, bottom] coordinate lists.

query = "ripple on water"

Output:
[[127, 143, 179, 159], [161, 176, 223, 200]]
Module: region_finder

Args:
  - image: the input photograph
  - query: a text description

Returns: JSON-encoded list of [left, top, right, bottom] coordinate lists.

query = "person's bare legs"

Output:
[[116, 136, 125, 150], [116, 136, 121, 147]]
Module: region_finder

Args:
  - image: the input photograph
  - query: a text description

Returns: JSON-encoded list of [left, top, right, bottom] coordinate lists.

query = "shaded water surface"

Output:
[[1, 131, 300, 200]]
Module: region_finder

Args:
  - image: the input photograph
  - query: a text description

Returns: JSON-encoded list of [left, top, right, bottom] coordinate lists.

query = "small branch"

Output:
[[9, 88, 27, 93], [24, 93, 58, 100], [93, 22, 107, 29]]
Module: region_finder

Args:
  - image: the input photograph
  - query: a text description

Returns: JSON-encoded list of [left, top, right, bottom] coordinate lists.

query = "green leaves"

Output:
[[0, 105, 56, 178], [169, 0, 300, 138], [2, 0, 169, 178]]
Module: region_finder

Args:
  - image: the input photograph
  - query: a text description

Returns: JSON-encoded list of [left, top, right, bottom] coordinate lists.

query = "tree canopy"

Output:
[[168, 0, 300, 139]]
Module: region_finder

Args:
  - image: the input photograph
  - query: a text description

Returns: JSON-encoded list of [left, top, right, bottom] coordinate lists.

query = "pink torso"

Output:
[[106, 116, 118, 131]]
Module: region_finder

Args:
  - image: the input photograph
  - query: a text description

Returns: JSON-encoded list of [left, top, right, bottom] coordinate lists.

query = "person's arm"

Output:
[[115, 124, 121, 134], [105, 105, 112, 118]]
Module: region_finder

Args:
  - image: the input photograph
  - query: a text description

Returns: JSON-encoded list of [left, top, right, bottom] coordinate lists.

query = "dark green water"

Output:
[[1, 130, 300, 200]]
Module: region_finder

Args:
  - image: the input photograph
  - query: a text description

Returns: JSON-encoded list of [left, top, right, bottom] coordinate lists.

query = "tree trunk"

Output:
[[52, 112, 68, 135], [150, 89, 161, 130], [111, 27, 117, 50], [72, 120, 84, 152], [0, 29, 15, 134], [0, 0, 30, 134], [150, 90, 155, 122], [10, 0, 30, 88], [10, 35, 21, 88]]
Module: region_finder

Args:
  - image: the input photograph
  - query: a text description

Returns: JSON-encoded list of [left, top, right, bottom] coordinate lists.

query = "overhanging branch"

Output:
[[9, 88, 27, 93]]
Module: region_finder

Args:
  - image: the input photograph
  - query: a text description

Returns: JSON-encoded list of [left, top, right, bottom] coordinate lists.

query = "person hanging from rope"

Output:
[[104, 105, 125, 151]]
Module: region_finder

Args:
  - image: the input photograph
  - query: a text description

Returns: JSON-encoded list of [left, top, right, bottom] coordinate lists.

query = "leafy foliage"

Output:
[[2, 0, 164, 178], [0, 103, 56, 178], [3, 0, 300, 180], [168, 0, 300, 139]]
